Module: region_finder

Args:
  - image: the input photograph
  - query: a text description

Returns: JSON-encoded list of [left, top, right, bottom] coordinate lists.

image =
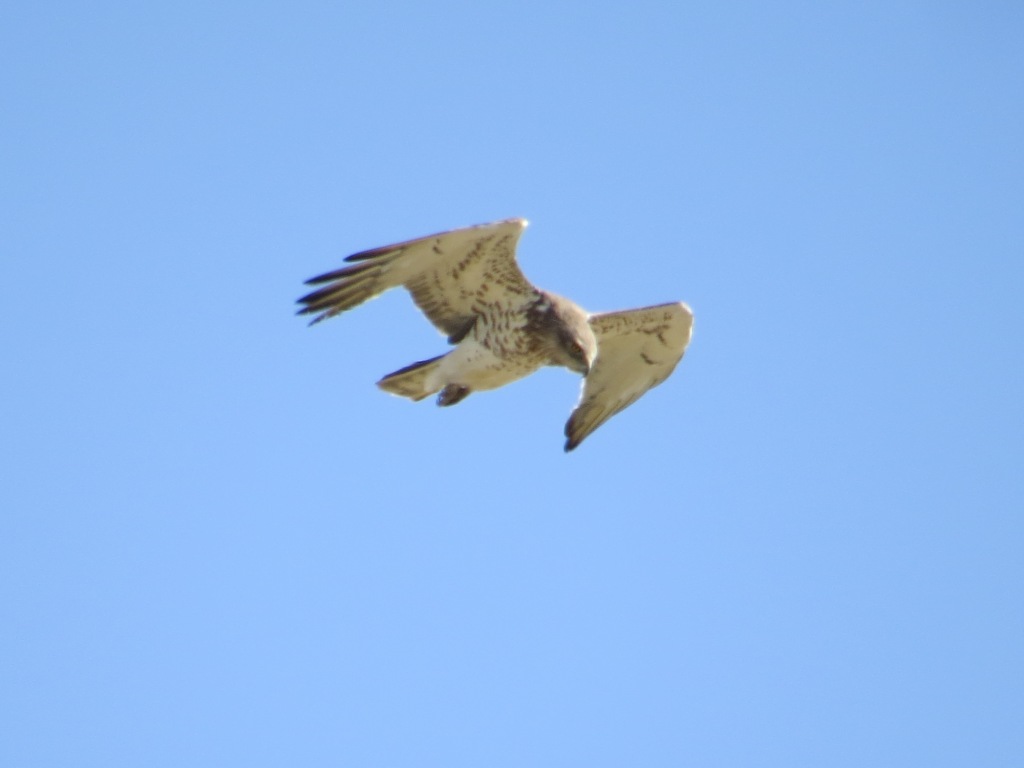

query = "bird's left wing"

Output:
[[564, 302, 693, 451], [297, 219, 537, 342]]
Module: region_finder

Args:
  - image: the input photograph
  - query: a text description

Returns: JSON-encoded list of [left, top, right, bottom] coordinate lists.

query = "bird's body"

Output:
[[298, 218, 692, 451]]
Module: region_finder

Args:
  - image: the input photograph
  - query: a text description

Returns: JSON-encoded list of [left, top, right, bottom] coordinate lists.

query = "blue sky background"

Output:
[[2, 2, 1022, 765]]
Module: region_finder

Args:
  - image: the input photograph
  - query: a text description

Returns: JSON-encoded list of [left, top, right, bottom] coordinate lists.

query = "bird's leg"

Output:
[[437, 384, 471, 407]]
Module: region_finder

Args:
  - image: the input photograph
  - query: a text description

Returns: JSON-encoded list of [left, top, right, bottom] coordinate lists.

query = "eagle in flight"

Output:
[[297, 218, 693, 451]]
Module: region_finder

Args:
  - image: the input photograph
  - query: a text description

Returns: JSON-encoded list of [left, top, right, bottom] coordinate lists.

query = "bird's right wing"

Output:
[[564, 302, 693, 451], [297, 218, 538, 342]]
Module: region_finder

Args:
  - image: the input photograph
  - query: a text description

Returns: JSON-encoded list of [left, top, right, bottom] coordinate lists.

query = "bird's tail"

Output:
[[376, 354, 446, 401]]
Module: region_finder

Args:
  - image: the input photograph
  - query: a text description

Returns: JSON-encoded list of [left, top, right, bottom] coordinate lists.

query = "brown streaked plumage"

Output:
[[297, 218, 693, 451]]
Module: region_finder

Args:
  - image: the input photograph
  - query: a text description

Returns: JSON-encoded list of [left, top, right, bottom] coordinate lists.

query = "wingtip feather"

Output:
[[563, 416, 583, 452]]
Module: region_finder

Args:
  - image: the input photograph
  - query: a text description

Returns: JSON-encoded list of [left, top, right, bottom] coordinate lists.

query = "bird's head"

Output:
[[534, 292, 597, 375], [560, 325, 597, 375]]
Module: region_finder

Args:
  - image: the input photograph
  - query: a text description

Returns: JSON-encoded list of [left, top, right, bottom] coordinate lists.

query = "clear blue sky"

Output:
[[2, 2, 1022, 766]]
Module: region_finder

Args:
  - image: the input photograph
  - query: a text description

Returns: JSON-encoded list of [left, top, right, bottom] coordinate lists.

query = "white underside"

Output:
[[425, 338, 541, 393]]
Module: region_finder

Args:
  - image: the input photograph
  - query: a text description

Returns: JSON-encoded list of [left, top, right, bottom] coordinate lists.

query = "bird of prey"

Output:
[[297, 218, 693, 451]]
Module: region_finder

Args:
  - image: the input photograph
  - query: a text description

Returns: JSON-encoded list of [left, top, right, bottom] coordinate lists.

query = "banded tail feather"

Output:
[[376, 354, 447, 401]]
